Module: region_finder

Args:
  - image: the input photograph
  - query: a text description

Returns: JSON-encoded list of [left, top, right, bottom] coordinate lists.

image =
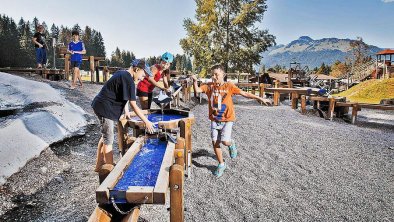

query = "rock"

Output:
[[40, 167, 48, 174], [54, 176, 64, 183]]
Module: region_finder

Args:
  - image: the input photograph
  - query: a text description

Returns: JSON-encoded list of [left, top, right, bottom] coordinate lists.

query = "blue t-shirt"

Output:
[[68, 41, 85, 62], [92, 70, 137, 121]]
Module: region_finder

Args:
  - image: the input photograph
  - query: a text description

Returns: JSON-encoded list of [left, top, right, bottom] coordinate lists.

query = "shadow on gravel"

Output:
[[192, 160, 216, 173], [192, 149, 216, 159]]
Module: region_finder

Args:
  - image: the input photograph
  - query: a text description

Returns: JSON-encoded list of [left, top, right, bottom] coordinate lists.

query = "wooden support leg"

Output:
[[65, 54, 70, 80], [179, 120, 192, 177], [327, 97, 336, 121], [121, 207, 140, 222], [170, 164, 184, 222], [117, 119, 129, 156], [88, 206, 112, 222], [301, 95, 306, 114], [90, 56, 95, 83], [98, 164, 114, 184], [291, 92, 299, 109], [273, 91, 280, 106], [351, 104, 359, 124]]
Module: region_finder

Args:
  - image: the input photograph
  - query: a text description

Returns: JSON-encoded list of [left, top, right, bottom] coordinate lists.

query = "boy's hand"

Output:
[[190, 75, 198, 82], [125, 110, 131, 119], [145, 121, 155, 134], [259, 98, 273, 106], [39, 44, 43, 48]]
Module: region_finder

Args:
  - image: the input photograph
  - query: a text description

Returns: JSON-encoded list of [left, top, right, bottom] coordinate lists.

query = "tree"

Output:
[[180, 0, 275, 76], [349, 37, 369, 66], [330, 60, 349, 78]]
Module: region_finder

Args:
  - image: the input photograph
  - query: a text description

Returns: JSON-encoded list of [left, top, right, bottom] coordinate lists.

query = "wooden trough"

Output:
[[89, 109, 195, 222]]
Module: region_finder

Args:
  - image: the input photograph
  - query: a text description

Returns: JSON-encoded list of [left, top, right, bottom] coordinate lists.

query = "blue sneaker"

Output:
[[213, 162, 226, 177], [228, 140, 237, 158]]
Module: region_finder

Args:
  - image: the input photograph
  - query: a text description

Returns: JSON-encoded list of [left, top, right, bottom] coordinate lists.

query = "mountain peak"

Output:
[[298, 36, 313, 42]]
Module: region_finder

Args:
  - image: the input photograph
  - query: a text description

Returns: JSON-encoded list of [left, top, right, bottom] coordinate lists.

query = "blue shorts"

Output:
[[35, 48, 47, 65], [71, 61, 82, 68], [211, 121, 234, 143]]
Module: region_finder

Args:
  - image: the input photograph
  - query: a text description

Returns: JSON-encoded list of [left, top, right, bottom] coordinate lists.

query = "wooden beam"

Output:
[[117, 118, 129, 156], [170, 164, 184, 222], [96, 137, 144, 203], [301, 95, 306, 114], [90, 56, 95, 83], [291, 92, 299, 109], [88, 206, 111, 222], [121, 207, 140, 222], [153, 141, 176, 204], [64, 54, 70, 80], [351, 104, 359, 124], [126, 186, 154, 204], [327, 97, 336, 121]]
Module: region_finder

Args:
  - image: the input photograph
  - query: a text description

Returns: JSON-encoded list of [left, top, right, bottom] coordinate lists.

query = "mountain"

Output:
[[261, 36, 383, 69]]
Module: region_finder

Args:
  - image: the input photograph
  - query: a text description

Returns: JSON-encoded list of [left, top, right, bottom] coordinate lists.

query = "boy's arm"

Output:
[[239, 91, 272, 106], [129, 100, 155, 133], [163, 70, 170, 89], [32, 37, 43, 48], [148, 77, 168, 92], [191, 75, 203, 93]]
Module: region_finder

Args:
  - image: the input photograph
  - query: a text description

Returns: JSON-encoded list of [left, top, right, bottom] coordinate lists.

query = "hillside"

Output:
[[261, 36, 382, 68], [336, 78, 394, 104]]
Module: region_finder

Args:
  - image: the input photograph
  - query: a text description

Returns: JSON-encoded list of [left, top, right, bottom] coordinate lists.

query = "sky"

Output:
[[1, 0, 393, 58]]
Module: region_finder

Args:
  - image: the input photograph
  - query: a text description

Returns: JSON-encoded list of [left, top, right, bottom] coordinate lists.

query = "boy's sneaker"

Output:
[[213, 162, 226, 177], [228, 140, 237, 158]]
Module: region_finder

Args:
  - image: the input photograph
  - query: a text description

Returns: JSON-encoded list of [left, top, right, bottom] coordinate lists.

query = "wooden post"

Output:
[[90, 56, 95, 83], [251, 87, 256, 95], [88, 206, 111, 222], [98, 164, 114, 184], [65, 54, 70, 80], [291, 92, 299, 109], [174, 149, 185, 166], [103, 66, 109, 82], [117, 118, 129, 156], [170, 164, 184, 222], [301, 95, 306, 114], [327, 97, 336, 121], [259, 83, 266, 98], [351, 104, 359, 124], [179, 119, 192, 175], [121, 208, 140, 222], [273, 80, 280, 106]]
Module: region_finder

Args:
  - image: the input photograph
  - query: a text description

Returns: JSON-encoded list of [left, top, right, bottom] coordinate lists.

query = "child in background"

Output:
[[68, 30, 86, 89]]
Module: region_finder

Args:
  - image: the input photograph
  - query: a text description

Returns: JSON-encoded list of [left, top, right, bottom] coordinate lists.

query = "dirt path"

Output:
[[1, 75, 393, 221]]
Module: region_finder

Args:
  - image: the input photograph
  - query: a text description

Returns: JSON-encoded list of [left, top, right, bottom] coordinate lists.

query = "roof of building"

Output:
[[376, 49, 394, 55]]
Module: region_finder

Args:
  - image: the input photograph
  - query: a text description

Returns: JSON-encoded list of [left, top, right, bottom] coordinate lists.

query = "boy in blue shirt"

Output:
[[68, 30, 86, 89]]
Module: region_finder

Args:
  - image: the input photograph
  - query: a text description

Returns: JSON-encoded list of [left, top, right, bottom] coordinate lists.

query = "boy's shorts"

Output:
[[71, 61, 82, 68], [211, 121, 234, 143], [35, 48, 47, 65], [96, 114, 114, 145]]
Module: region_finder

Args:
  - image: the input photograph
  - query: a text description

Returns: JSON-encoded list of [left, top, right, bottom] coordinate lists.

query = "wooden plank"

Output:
[[327, 97, 336, 121], [126, 186, 154, 204], [65, 54, 70, 80], [174, 148, 185, 166], [170, 164, 184, 222], [273, 91, 280, 106], [90, 56, 95, 83], [88, 206, 111, 222], [359, 103, 394, 110], [351, 104, 359, 124], [309, 96, 330, 102], [96, 137, 144, 203], [117, 118, 129, 156], [301, 95, 306, 114], [121, 207, 140, 222], [291, 92, 299, 109], [153, 141, 175, 204]]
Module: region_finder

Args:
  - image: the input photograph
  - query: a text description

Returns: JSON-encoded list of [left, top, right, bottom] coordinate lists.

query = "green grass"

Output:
[[335, 78, 394, 104]]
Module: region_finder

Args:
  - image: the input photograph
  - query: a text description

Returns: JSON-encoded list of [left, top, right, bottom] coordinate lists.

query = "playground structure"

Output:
[[89, 109, 194, 222]]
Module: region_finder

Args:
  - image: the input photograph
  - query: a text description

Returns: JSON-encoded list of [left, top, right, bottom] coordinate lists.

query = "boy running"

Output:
[[67, 30, 86, 89], [191, 64, 271, 177]]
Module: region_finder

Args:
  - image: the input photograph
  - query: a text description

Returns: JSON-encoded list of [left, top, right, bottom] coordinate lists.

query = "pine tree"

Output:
[[180, 0, 275, 76]]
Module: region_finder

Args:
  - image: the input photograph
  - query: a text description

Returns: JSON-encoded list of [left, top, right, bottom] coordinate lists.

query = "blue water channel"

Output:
[[110, 138, 168, 203]]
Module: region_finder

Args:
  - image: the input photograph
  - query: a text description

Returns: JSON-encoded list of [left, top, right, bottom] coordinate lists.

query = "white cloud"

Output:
[[382, 0, 394, 3]]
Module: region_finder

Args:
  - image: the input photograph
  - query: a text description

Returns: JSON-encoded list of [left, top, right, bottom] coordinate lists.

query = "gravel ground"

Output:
[[0, 74, 393, 221]]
